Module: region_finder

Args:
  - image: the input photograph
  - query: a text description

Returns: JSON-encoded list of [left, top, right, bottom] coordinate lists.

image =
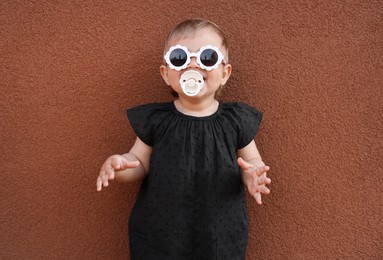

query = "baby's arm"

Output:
[[237, 140, 271, 205], [96, 137, 152, 191]]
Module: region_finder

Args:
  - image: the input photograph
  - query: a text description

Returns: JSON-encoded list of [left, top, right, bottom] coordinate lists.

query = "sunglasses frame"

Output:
[[164, 44, 226, 71]]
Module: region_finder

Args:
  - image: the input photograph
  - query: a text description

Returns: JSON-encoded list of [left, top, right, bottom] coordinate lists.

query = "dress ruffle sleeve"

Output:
[[127, 102, 172, 146], [222, 102, 263, 149]]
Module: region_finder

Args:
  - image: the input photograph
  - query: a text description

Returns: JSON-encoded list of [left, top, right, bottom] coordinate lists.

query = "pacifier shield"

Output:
[[179, 70, 204, 96]]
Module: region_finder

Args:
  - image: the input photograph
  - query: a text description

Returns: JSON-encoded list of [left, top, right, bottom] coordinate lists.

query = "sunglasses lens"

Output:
[[169, 48, 187, 67], [200, 49, 219, 67]]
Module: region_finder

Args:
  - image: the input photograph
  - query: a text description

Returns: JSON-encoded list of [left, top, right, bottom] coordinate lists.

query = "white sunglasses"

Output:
[[164, 45, 226, 71]]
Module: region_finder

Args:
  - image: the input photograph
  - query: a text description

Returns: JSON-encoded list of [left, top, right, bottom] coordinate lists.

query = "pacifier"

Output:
[[179, 70, 204, 96]]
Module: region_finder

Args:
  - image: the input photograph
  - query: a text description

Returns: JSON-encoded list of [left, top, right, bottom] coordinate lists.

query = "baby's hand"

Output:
[[96, 155, 140, 191], [237, 157, 271, 205]]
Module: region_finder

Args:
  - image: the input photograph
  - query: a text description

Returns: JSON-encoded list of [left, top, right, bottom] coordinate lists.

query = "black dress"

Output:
[[127, 101, 263, 260]]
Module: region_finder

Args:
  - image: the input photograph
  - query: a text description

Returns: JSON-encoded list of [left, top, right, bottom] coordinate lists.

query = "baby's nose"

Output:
[[187, 57, 199, 69]]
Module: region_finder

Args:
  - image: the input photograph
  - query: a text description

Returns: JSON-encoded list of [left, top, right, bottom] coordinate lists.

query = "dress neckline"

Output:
[[171, 101, 223, 120]]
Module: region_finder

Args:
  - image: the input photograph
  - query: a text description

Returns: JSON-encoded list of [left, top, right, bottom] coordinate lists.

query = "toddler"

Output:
[[96, 18, 271, 259]]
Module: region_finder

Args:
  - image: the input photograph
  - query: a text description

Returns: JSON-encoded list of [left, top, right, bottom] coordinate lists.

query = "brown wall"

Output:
[[1, 0, 382, 259]]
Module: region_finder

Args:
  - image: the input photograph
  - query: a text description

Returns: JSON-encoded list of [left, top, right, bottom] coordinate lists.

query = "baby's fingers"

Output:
[[258, 174, 272, 185], [255, 166, 270, 177], [260, 185, 270, 195], [120, 159, 140, 170], [111, 157, 140, 171], [237, 157, 254, 171], [96, 176, 103, 191], [105, 163, 116, 180], [253, 187, 270, 205], [102, 170, 110, 187], [254, 192, 263, 205], [97, 172, 111, 191]]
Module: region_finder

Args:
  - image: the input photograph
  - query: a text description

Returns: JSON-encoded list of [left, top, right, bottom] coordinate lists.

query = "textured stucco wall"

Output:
[[1, 0, 382, 259]]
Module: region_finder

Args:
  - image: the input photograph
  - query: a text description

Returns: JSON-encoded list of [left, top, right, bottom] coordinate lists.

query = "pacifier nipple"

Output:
[[179, 70, 204, 96]]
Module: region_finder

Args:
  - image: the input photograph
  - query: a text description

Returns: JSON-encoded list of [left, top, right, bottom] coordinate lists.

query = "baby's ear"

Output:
[[160, 65, 170, 85], [221, 64, 232, 85]]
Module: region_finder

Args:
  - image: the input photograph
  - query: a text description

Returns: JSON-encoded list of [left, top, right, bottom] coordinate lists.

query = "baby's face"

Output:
[[160, 28, 231, 99]]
